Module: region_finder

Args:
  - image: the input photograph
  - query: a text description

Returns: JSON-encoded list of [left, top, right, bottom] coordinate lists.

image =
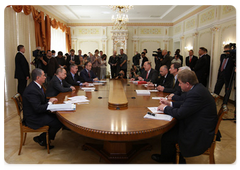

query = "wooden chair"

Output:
[[175, 105, 228, 164], [12, 93, 50, 155]]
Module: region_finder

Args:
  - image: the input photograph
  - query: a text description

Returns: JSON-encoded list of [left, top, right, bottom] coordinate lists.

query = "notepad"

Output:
[[136, 90, 150, 95], [152, 97, 165, 100], [81, 87, 95, 91], [147, 107, 164, 114], [149, 90, 159, 92], [66, 95, 89, 104], [47, 103, 76, 111], [144, 113, 173, 121]]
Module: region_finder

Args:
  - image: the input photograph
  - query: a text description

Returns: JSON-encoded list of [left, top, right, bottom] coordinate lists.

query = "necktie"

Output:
[[88, 71, 91, 78], [146, 72, 149, 79], [221, 58, 227, 71], [41, 87, 44, 95], [173, 77, 176, 87], [189, 56, 192, 63]]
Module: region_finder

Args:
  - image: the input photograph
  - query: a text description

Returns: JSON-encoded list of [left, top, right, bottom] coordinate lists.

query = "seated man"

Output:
[[167, 66, 191, 101], [65, 64, 88, 86], [131, 61, 158, 84], [22, 68, 63, 149], [148, 65, 173, 88], [80, 61, 99, 82], [46, 68, 76, 97], [157, 62, 181, 93], [151, 70, 217, 163]]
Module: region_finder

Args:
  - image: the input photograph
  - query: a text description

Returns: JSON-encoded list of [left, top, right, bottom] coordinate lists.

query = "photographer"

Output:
[[129, 65, 141, 79], [32, 47, 46, 69], [153, 48, 162, 72], [213, 44, 235, 103], [132, 51, 141, 66]]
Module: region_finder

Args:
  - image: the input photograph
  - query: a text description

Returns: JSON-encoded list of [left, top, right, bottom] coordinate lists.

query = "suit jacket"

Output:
[[164, 83, 217, 157], [156, 73, 173, 88], [80, 69, 97, 82], [186, 55, 198, 70], [46, 75, 72, 97], [139, 68, 158, 83], [160, 54, 172, 69], [163, 77, 180, 93], [217, 54, 234, 81], [65, 71, 81, 86], [66, 55, 80, 69], [14, 52, 30, 79], [22, 81, 54, 129], [194, 55, 209, 86]]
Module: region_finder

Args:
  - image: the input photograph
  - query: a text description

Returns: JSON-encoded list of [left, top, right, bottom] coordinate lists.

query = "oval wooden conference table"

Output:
[[55, 79, 177, 163]]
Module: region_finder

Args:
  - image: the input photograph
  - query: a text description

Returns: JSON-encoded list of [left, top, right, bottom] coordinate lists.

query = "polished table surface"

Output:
[[55, 79, 176, 163]]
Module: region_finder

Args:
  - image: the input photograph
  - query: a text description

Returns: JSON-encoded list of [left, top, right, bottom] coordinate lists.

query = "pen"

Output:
[[165, 95, 169, 99]]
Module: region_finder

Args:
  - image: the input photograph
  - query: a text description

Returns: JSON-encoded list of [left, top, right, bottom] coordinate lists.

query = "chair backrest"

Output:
[[212, 104, 228, 142], [12, 93, 23, 123]]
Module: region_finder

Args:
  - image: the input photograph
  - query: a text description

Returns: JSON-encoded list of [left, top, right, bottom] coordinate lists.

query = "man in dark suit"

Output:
[[131, 61, 158, 84], [160, 49, 172, 69], [46, 68, 75, 97], [108, 51, 118, 78], [22, 68, 62, 149], [194, 47, 210, 87], [66, 49, 80, 71], [148, 65, 173, 88], [80, 61, 99, 82], [152, 70, 217, 163], [65, 64, 88, 86], [185, 50, 198, 70], [14, 45, 30, 96], [213, 44, 234, 104], [157, 63, 181, 93]]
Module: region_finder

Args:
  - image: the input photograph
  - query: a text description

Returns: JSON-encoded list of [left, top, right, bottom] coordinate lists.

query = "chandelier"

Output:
[[110, 5, 133, 30]]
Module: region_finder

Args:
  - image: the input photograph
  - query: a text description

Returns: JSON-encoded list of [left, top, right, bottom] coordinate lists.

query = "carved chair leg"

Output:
[[209, 151, 215, 164], [46, 132, 50, 154], [18, 130, 23, 155], [23, 132, 27, 145]]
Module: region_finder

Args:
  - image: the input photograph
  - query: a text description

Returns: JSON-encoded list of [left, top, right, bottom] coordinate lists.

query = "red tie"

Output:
[[146, 72, 149, 79], [88, 71, 91, 78], [189, 57, 192, 63], [221, 58, 227, 72]]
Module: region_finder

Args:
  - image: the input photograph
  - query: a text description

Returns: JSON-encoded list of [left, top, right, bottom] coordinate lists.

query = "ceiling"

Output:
[[41, 5, 202, 24]]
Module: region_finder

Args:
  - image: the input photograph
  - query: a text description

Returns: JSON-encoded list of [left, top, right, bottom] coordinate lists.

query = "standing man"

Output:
[[118, 49, 128, 78], [152, 70, 217, 163], [108, 51, 118, 78], [14, 45, 30, 96], [23, 68, 62, 149], [213, 44, 234, 103], [160, 49, 172, 69], [46, 68, 75, 97], [185, 50, 198, 70], [194, 47, 209, 87], [66, 49, 80, 71]]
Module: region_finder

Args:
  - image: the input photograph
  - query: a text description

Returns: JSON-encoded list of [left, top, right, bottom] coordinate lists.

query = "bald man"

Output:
[[160, 49, 172, 69]]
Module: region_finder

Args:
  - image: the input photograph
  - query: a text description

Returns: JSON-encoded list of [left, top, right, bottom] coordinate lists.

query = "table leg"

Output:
[[82, 141, 152, 163]]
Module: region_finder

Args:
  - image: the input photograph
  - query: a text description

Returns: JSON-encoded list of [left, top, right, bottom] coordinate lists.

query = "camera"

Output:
[[152, 48, 162, 59], [224, 43, 236, 62], [32, 49, 46, 68]]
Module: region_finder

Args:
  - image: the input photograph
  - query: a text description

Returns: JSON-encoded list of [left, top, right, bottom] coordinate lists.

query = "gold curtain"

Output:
[[10, 5, 71, 51], [45, 15, 51, 51], [66, 27, 71, 52]]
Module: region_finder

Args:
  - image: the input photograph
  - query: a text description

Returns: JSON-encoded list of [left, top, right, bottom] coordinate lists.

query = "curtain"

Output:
[[51, 27, 66, 54], [66, 27, 71, 52], [4, 7, 36, 101], [45, 15, 51, 51]]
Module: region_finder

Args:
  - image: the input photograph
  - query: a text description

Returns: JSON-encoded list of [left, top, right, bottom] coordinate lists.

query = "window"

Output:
[[51, 27, 66, 55]]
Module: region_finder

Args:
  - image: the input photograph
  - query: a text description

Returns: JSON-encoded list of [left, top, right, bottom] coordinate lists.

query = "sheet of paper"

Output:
[[152, 97, 165, 100], [144, 113, 173, 121], [47, 103, 76, 111], [149, 90, 159, 92], [136, 90, 150, 95], [147, 107, 164, 114], [67, 95, 89, 104], [81, 87, 95, 91], [87, 83, 94, 86], [93, 82, 104, 85]]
